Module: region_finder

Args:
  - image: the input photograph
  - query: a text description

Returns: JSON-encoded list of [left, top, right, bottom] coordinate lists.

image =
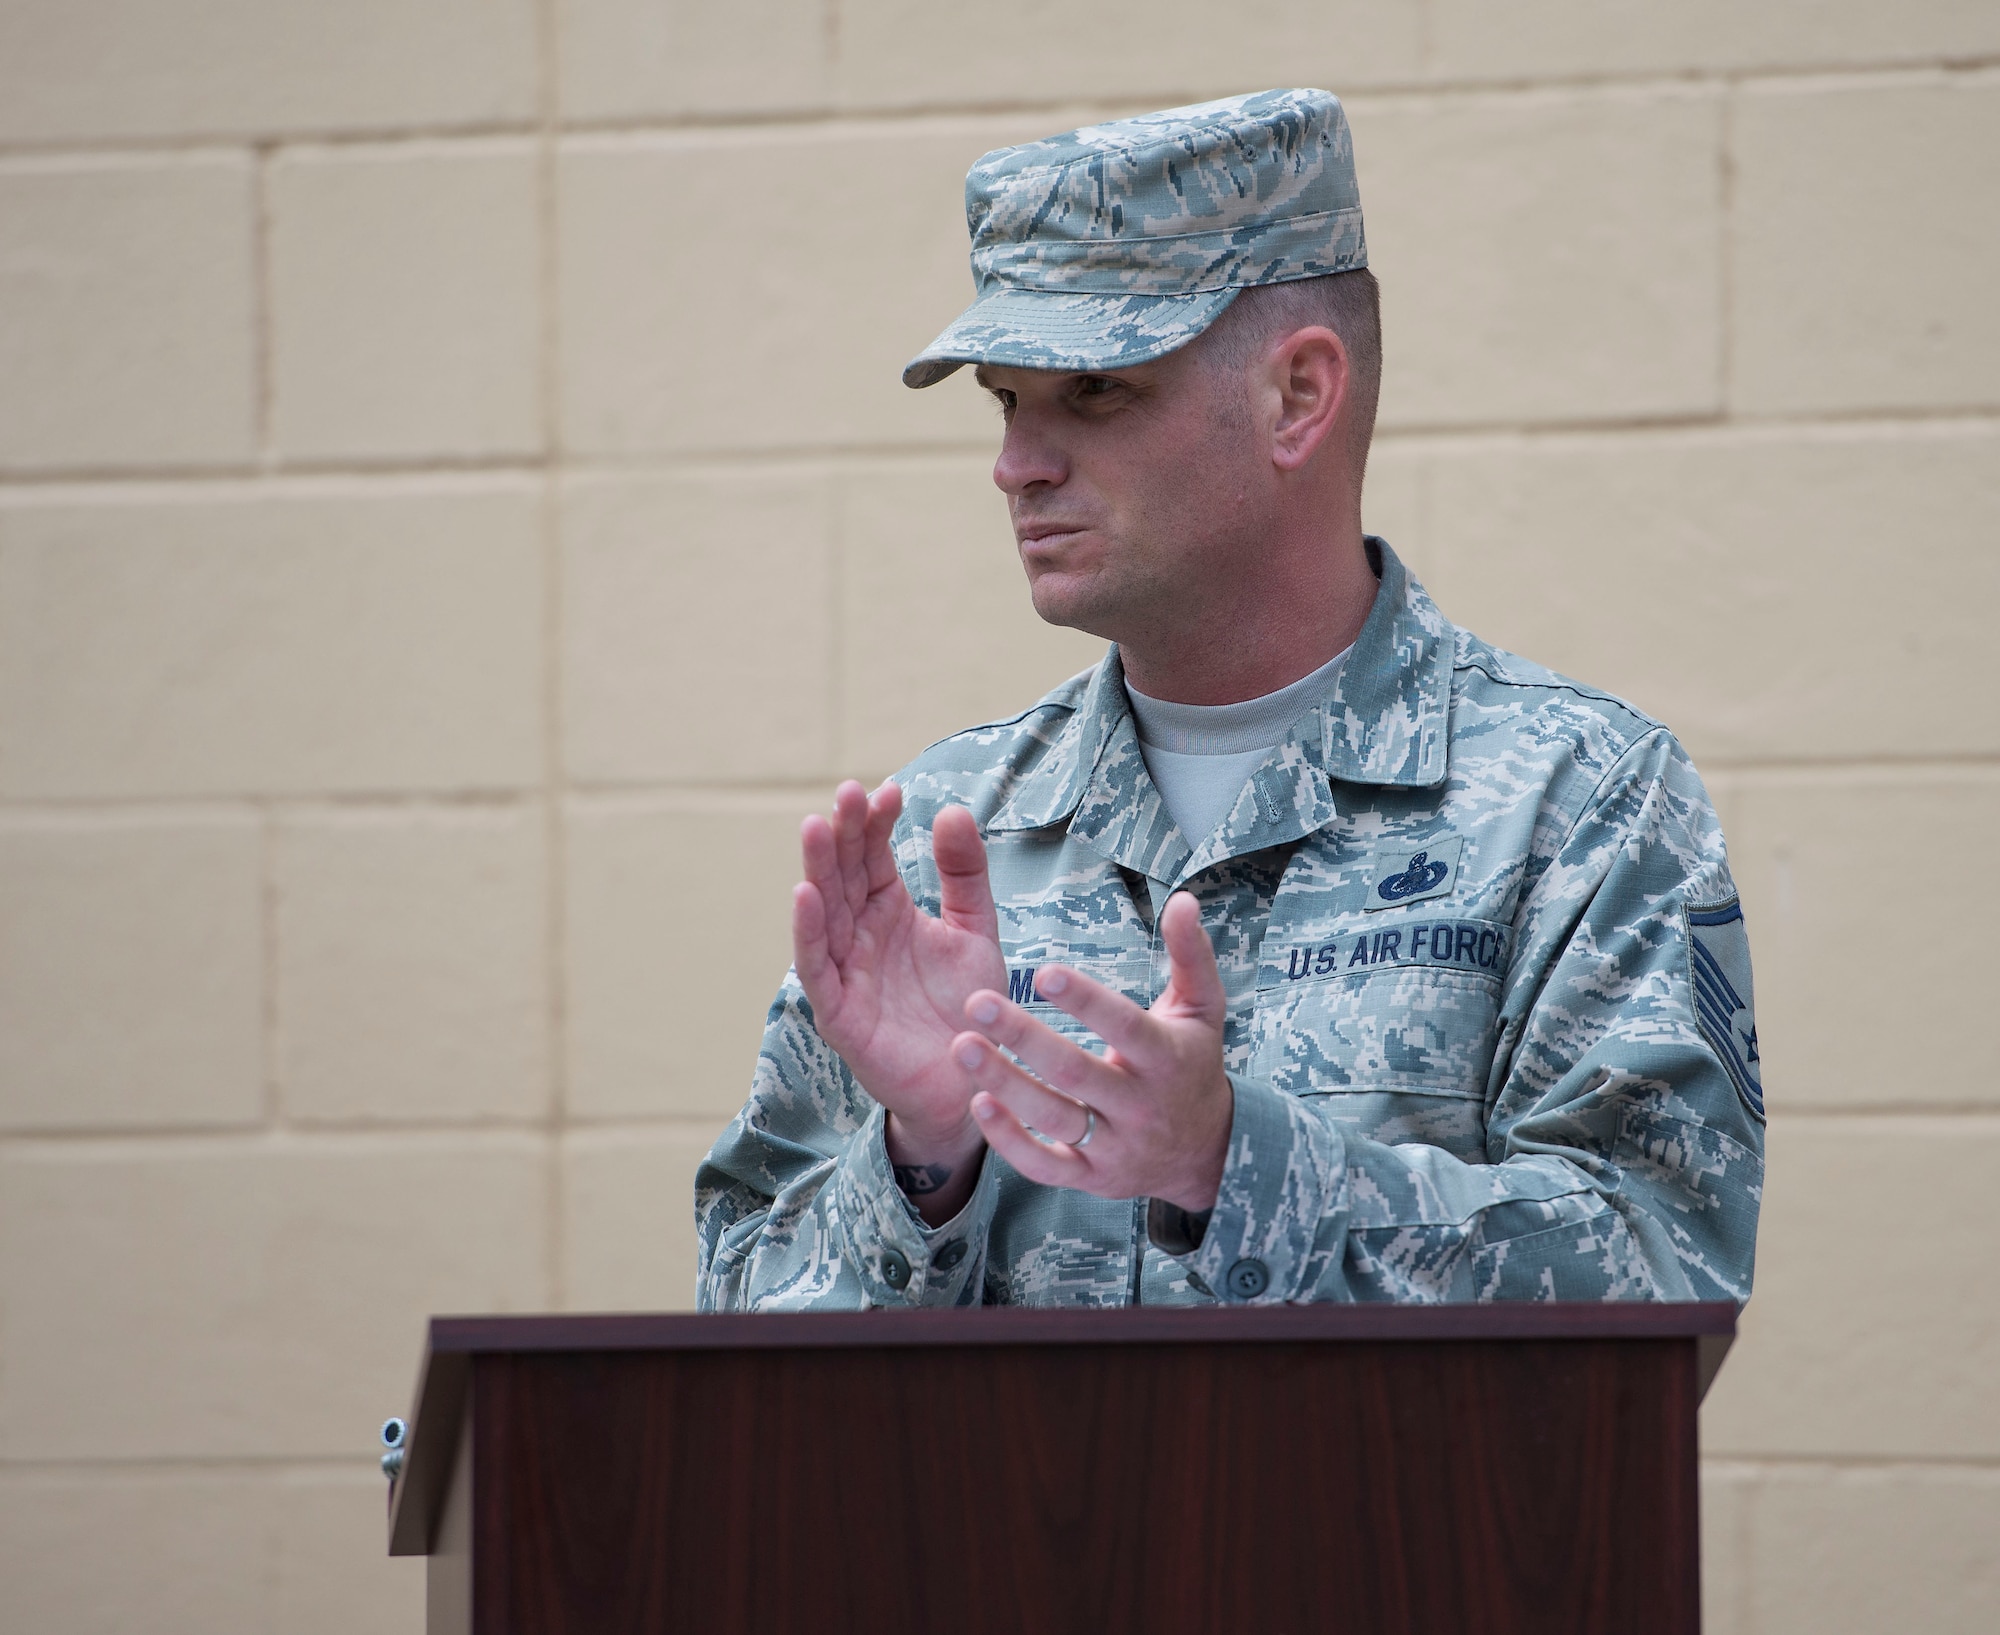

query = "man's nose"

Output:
[[992, 412, 1067, 496]]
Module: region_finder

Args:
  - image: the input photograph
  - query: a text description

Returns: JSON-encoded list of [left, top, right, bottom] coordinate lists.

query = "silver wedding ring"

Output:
[[1028, 1100, 1096, 1149]]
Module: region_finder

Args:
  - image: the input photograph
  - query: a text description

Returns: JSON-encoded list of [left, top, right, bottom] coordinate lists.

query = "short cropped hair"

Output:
[[1199, 268, 1382, 473]]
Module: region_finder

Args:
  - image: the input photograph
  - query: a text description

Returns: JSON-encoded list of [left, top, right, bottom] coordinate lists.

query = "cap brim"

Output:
[[902, 285, 1240, 388]]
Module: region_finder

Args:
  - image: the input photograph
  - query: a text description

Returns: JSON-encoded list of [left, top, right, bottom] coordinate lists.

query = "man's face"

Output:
[[977, 339, 1266, 644]]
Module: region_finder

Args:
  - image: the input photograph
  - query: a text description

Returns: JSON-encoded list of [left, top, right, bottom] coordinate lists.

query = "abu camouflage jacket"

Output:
[[696, 540, 1764, 1310]]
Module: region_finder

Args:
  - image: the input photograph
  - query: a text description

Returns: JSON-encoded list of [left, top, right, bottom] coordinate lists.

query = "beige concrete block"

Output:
[[1747, 1467, 2000, 1635], [1421, 425, 2000, 764], [1733, 80, 2000, 416], [270, 143, 543, 462], [0, 1136, 550, 1460], [558, 0, 829, 122], [565, 795, 815, 1120], [1728, 770, 2000, 1111], [835, 2, 1421, 108], [561, 469, 835, 784], [0, 482, 544, 798], [0, 816, 262, 1132], [1700, 1464, 1755, 1635], [1429, 1, 2000, 79], [561, 1124, 717, 1311], [0, 1467, 424, 1634], [1700, 1116, 2000, 1459], [277, 1470, 425, 1635], [276, 808, 550, 1125], [1359, 91, 1722, 428], [1362, 441, 1426, 573], [0, 1470, 277, 1633], [0, 0, 537, 143], [558, 119, 1051, 455], [838, 458, 1105, 774], [0, 156, 253, 472]]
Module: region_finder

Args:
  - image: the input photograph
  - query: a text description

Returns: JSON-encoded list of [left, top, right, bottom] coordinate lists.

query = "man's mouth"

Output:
[[1016, 521, 1090, 546]]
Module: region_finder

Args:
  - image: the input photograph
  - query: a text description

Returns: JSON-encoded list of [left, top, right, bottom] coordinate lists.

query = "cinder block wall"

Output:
[[1, 4, 1995, 1628]]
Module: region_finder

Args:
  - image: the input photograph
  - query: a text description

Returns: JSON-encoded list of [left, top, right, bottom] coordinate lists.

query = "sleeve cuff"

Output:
[[1170, 1074, 1346, 1303], [830, 1104, 998, 1306]]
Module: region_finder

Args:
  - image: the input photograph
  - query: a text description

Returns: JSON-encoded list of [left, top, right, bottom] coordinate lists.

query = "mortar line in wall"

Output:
[[0, 1125, 563, 1157], [258, 802, 281, 1129], [0, 1454, 416, 1478], [1693, 1454, 2000, 1475], [536, 0, 572, 1315], [1688, 751, 2000, 775], [826, 435, 849, 785], [0, 790, 556, 816], [1717, 82, 1737, 417], [1, 55, 1995, 164], [3, 404, 1995, 494], [250, 142, 276, 468], [0, 455, 553, 488]]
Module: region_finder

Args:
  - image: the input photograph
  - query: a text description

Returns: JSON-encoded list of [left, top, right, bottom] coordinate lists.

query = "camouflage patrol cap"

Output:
[[903, 88, 1366, 389]]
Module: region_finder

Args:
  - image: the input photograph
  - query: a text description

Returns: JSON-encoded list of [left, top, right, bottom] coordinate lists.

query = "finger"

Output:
[[799, 813, 854, 962], [831, 781, 872, 922], [970, 1092, 1095, 1191], [1158, 892, 1227, 1022], [952, 1031, 1095, 1144], [999, 963, 1167, 1071], [932, 805, 1000, 943], [962, 986, 1126, 1101], [791, 880, 840, 1015], [862, 780, 905, 897]]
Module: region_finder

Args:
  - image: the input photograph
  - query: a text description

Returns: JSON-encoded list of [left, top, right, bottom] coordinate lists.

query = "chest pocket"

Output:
[[1251, 916, 1510, 1157]]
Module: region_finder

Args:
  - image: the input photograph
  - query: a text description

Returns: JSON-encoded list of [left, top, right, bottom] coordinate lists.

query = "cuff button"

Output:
[[1225, 1258, 1269, 1299], [933, 1239, 968, 1273], [880, 1248, 912, 1290]]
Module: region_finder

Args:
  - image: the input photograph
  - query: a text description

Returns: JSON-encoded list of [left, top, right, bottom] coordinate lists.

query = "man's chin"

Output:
[[1024, 574, 1119, 639]]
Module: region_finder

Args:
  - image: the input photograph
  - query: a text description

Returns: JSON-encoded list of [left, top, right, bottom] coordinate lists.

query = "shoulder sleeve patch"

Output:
[[1686, 899, 1764, 1119]]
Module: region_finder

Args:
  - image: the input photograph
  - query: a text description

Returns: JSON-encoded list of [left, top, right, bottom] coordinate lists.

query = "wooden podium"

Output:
[[388, 1303, 1734, 1634]]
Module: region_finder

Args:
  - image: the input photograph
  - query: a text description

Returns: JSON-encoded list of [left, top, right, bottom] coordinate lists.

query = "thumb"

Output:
[[932, 804, 1000, 944], [1158, 892, 1226, 1022]]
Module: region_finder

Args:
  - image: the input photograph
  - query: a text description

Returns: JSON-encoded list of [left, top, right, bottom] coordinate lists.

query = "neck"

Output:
[[1117, 513, 1376, 706]]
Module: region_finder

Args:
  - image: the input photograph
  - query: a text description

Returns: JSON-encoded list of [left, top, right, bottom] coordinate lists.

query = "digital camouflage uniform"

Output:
[[696, 89, 1764, 1309], [696, 541, 1765, 1310]]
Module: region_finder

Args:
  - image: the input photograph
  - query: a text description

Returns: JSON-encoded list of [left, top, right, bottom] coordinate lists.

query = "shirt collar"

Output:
[[987, 538, 1455, 864]]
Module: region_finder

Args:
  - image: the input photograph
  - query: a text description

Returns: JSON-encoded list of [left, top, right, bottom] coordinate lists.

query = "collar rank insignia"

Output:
[[1365, 834, 1465, 911], [1688, 898, 1764, 1119]]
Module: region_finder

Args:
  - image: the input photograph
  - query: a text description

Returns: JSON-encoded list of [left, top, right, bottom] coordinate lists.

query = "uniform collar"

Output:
[[988, 538, 1455, 877]]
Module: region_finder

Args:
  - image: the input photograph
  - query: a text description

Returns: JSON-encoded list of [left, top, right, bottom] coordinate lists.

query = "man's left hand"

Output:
[[954, 891, 1233, 1213]]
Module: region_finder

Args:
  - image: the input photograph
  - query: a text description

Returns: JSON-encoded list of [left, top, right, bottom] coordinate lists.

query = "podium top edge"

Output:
[[424, 1301, 1737, 1355]]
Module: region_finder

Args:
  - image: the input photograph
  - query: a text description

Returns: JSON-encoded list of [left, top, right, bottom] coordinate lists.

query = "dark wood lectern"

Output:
[[388, 1303, 1734, 1634]]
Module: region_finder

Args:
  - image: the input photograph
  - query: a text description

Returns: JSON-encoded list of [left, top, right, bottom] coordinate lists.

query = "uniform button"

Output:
[[934, 1240, 968, 1273], [1225, 1258, 1269, 1299], [880, 1249, 912, 1290]]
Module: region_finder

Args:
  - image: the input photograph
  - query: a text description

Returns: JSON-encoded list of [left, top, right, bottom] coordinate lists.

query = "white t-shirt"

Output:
[[1125, 645, 1352, 848]]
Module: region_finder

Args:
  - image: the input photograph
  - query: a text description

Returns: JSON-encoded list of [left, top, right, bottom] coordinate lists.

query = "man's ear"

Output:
[[1268, 327, 1349, 473]]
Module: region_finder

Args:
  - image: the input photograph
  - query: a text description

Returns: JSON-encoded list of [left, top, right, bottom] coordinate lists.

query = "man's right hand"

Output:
[[792, 780, 1003, 1223]]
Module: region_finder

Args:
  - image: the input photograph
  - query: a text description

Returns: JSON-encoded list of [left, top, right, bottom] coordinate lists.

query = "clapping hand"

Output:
[[951, 891, 1234, 1215], [791, 780, 1005, 1222]]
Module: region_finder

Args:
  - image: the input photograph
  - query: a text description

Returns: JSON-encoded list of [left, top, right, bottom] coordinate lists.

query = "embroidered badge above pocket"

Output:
[[1365, 835, 1465, 911], [1687, 898, 1764, 1119]]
